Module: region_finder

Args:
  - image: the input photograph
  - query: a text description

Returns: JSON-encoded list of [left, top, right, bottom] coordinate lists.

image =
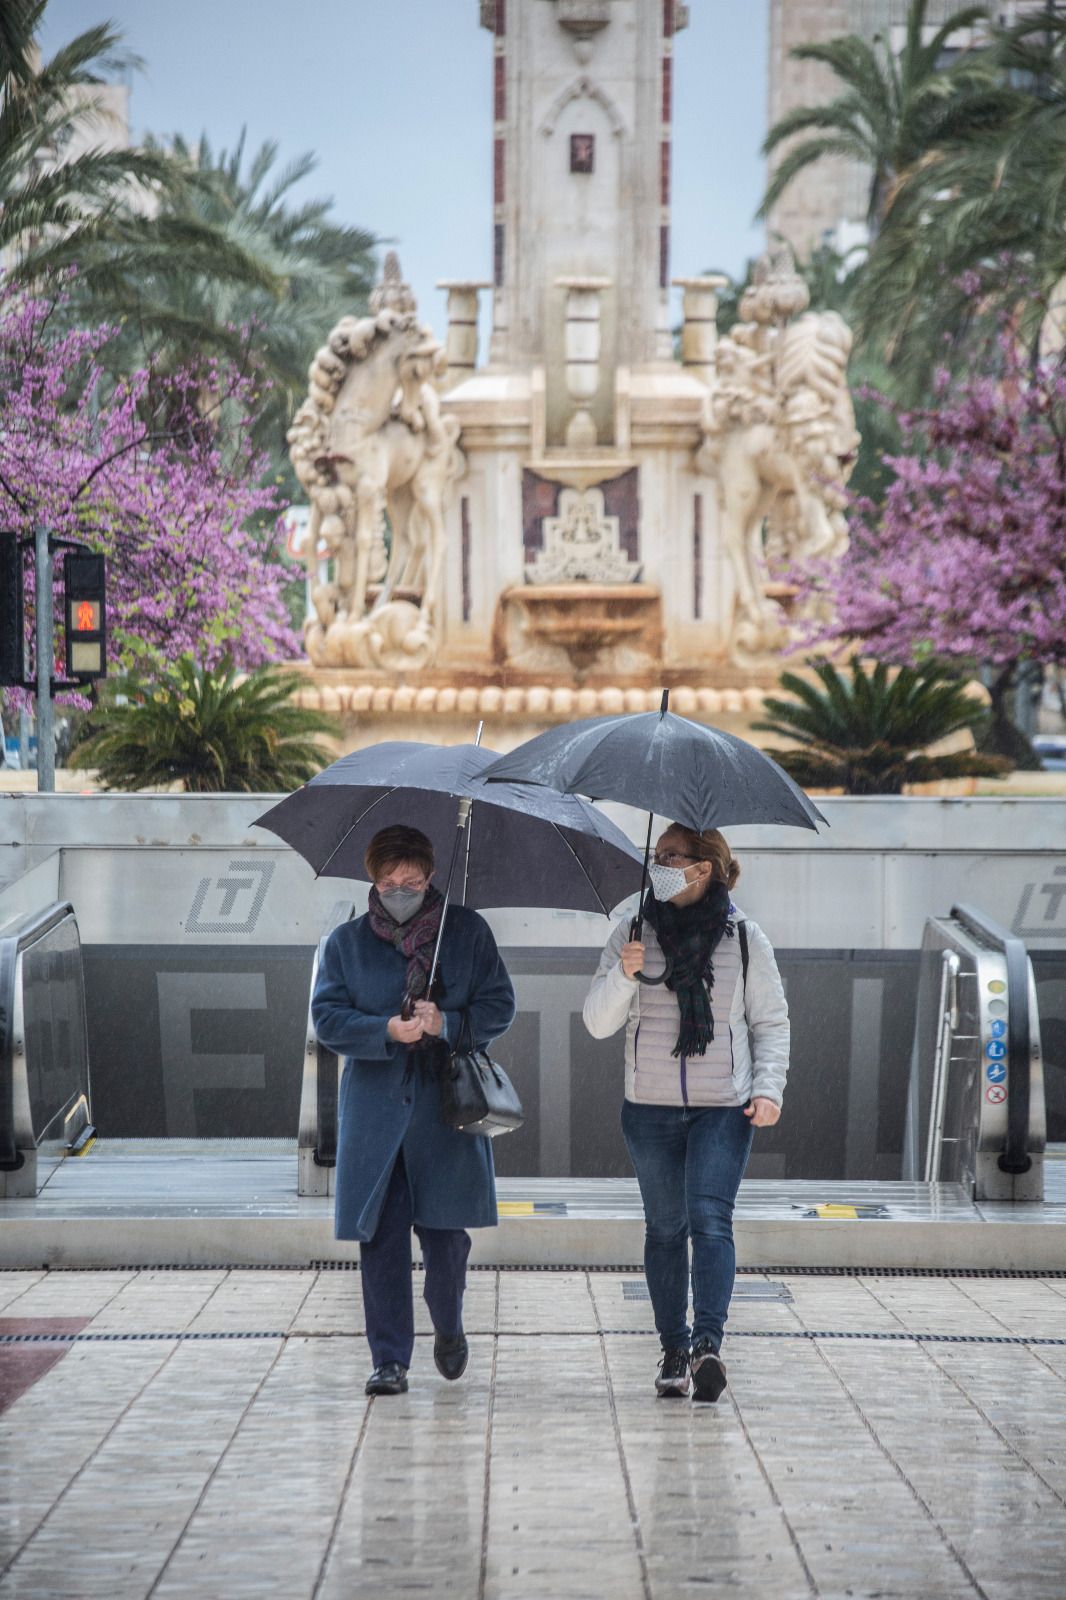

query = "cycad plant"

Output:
[[753, 658, 1009, 795], [70, 657, 339, 793]]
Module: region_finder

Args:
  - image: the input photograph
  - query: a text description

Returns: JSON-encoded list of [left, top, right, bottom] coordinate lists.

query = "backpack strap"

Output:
[[738, 919, 749, 990]]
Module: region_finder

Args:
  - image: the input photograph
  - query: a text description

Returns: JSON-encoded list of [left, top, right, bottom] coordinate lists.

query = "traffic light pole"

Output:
[[34, 523, 55, 793]]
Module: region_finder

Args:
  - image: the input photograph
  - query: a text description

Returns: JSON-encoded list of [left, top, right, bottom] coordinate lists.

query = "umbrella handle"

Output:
[[628, 916, 674, 987]]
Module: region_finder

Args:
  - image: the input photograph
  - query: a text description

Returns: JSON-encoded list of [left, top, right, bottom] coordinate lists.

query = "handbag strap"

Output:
[[453, 1007, 475, 1055]]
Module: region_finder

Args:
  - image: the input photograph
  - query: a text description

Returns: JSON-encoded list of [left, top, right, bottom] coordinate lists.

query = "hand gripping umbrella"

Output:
[[482, 689, 826, 985], [253, 729, 645, 1012]]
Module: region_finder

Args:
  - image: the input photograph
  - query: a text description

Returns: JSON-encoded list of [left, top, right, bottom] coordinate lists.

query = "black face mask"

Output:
[[378, 887, 426, 924]]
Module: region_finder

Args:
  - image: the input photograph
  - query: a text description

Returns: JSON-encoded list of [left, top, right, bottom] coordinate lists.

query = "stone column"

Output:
[[673, 275, 729, 385], [556, 275, 610, 449], [437, 280, 491, 390]]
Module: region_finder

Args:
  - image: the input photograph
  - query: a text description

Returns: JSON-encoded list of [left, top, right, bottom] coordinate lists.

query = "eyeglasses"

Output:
[[375, 875, 428, 893], [651, 851, 699, 867]]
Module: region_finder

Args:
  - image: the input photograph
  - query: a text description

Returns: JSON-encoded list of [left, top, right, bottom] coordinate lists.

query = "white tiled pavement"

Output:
[[2, 1266, 1066, 1599]]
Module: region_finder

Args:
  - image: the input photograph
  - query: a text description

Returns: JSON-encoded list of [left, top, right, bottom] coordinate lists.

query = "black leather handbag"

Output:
[[440, 1013, 524, 1138]]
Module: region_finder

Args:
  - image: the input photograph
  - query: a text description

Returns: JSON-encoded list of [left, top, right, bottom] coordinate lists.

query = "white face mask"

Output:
[[378, 886, 426, 924], [648, 862, 690, 903]]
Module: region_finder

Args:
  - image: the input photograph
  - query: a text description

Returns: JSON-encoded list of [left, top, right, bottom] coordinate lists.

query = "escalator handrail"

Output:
[[305, 901, 356, 1167], [0, 901, 78, 1170], [952, 902, 1032, 1175]]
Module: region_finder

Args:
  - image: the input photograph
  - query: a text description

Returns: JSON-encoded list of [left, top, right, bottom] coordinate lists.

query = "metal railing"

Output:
[[0, 901, 94, 1197], [904, 904, 1045, 1201], [297, 902, 355, 1197]]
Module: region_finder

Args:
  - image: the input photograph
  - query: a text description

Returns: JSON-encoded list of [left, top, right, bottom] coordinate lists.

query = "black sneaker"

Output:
[[655, 1346, 691, 1397], [365, 1361, 408, 1396], [433, 1331, 469, 1381], [690, 1339, 727, 1402]]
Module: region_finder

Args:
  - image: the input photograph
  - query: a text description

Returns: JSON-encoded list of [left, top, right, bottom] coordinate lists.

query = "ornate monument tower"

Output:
[[290, 1, 857, 744]]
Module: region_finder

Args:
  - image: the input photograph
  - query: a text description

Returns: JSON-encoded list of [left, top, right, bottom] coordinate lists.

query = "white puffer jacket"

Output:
[[583, 896, 790, 1108]]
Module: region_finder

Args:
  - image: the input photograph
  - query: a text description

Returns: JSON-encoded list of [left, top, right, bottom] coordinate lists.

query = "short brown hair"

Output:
[[364, 825, 435, 882], [663, 824, 740, 890]]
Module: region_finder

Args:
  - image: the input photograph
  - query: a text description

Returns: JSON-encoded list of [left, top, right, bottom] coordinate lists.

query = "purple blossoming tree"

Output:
[[804, 338, 1066, 762], [0, 286, 300, 721]]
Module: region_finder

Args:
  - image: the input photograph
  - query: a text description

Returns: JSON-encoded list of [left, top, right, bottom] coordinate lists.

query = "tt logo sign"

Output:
[[1012, 865, 1066, 939], [186, 859, 275, 935]]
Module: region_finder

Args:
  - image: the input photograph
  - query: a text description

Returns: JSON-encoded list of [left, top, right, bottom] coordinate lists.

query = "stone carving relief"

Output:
[[525, 486, 641, 584], [696, 246, 860, 666], [287, 253, 465, 672]]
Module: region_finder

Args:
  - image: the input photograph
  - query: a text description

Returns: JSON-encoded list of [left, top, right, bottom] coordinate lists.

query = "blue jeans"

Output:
[[621, 1100, 754, 1353]]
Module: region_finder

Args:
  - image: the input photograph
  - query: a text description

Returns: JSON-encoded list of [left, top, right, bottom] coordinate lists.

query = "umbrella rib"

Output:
[[548, 822, 609, 916], [314, 788, 395, 879]]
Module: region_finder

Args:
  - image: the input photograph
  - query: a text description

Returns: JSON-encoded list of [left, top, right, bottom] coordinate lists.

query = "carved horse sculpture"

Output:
[[697, 308, 858, 663], [287, 304, 445, 664]]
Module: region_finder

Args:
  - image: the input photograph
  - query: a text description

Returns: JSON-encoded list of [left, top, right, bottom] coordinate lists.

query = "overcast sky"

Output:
[[39, 0, 770, 339]]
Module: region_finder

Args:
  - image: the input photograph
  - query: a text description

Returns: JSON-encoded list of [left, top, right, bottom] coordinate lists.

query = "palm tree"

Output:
[[854, 7, 1066, 372], [760, 0, 998, 240], [0, 2, 280, 300], [753, 658, 1009, 795], [70, 657, 340, 793], [61, 130, 378, 473]]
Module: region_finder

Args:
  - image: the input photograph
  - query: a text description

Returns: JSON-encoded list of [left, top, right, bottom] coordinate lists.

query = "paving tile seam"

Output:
[[476, 1271, 501, 1600], [0, 1333, 185, 1580], [310, 1392, 374, 1598], [918, 1342, 1066, 1516], [810, 1339, 993, 1600], [585, 1271, 652, 1600], [143, 1272, 320, 1600], [722, 1387, 818, 1595]]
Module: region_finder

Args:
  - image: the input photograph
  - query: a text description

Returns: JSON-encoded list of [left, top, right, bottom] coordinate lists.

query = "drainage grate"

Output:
[[622, 1279, 793, 1303], [1, 1327, 1064, 1348]]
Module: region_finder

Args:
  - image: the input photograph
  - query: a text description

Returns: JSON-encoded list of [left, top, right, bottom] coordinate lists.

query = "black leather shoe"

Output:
[[690, 1339, 727, 1402], [433, 1331, 469, 1381], [365, 1361, 408, 1396], [655, 1346, 691, 1397]]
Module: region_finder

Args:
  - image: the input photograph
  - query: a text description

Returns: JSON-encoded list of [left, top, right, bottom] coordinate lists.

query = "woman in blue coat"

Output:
[[311, 823, 516, 1397]]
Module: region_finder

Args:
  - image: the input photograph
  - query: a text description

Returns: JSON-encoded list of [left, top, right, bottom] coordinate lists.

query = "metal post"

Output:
[[34, 524, 55, 793]]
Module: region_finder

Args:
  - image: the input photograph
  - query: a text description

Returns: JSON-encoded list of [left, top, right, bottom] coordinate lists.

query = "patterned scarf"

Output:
[[366, 883, 445, 1001], [641, 878, 734, 1058]]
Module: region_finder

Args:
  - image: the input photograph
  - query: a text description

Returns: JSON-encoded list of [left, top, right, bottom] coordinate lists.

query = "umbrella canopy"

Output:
[[481, 707, 826, 834], [253, 741, 644, 914]]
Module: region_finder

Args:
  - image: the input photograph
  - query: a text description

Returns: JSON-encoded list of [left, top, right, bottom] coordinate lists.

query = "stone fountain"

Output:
[[288, 1, 858, 750]]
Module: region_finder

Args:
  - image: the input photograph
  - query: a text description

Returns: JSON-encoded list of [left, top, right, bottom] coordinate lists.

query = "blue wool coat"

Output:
[[311, 906, 516, 1242]]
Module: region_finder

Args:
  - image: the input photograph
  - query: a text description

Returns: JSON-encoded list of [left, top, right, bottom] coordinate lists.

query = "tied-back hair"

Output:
[[364, 824, 435, 882], [666, 824, 740, 890]]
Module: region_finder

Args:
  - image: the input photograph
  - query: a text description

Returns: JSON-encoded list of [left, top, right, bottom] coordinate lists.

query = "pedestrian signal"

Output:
[[0, 531, 25, 688], [64, 552, 107, 680]]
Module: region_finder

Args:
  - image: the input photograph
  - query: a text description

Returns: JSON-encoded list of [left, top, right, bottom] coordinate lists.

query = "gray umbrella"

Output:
[[481, 692, 826, 835], [481, 689, 825, 981]]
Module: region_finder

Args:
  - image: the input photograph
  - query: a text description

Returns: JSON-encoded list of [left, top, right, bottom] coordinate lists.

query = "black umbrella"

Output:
[[481, 688, 826, 980], [254, 738, 642, 908], [254, 737, 644, 1006]]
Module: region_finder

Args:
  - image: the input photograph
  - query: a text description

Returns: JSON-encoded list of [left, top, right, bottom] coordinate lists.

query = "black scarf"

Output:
[[641, 879, 733, 1058]]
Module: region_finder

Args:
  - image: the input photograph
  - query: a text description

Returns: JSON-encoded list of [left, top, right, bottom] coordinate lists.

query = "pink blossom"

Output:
[[800, 336, 1066, 673], [0, 285, 300, 713]]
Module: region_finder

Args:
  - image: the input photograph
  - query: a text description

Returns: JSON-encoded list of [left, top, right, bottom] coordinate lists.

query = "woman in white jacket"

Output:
[[583, 823, 789, 1403]]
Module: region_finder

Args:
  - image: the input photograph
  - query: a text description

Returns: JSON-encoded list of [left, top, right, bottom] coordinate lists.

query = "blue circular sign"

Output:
[[986, 1039, 1006, 1060], [987, 1061, 1007, 1084]]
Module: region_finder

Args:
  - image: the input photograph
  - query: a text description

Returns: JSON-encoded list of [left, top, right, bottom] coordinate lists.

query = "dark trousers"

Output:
[[621, 1100, 754, 1354], [359, 1149, 471, 1369]]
